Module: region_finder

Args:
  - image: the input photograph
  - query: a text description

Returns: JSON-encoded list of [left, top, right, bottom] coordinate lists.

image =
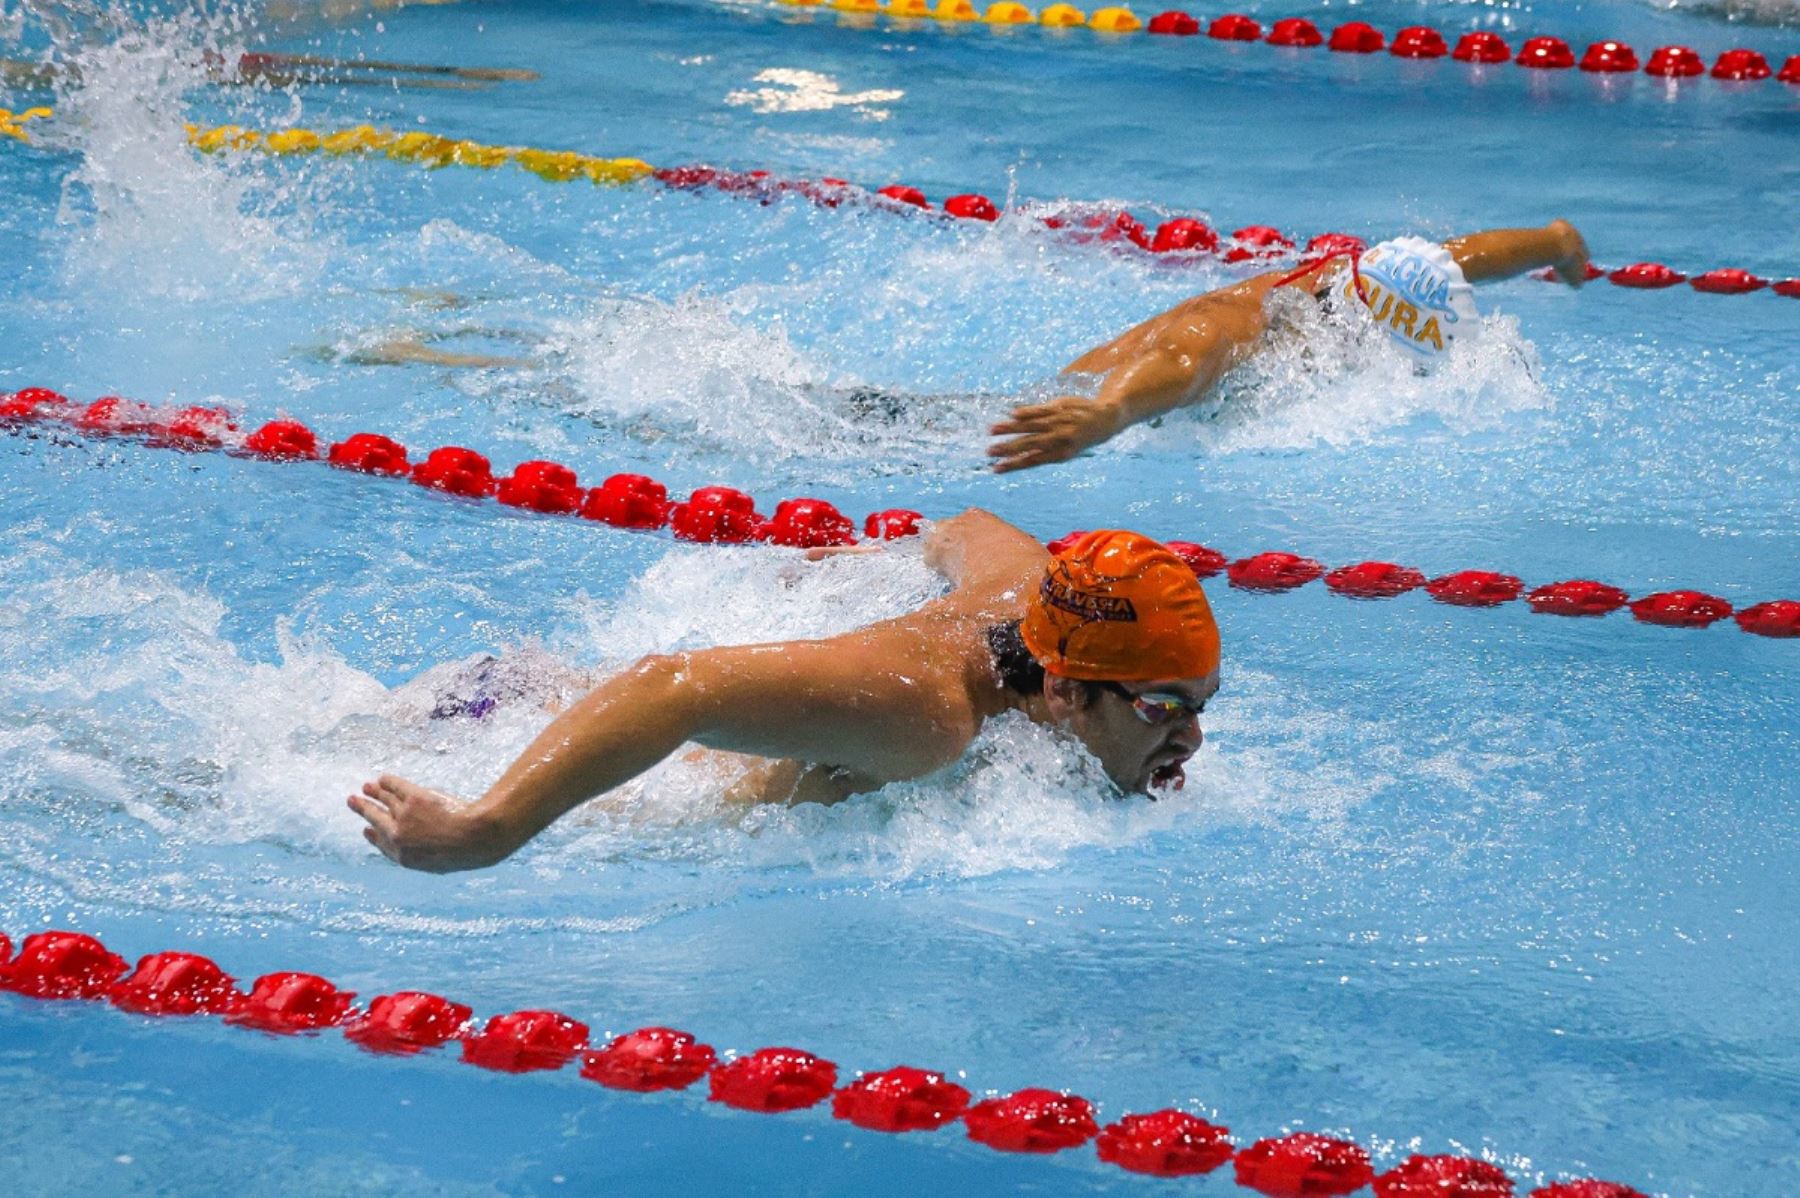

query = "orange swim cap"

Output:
[[1021, 530, 1221, 682]]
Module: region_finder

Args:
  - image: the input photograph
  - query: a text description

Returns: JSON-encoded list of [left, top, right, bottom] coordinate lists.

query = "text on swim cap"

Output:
[[1347, 276, 1447, 352], [1040, 574, 1139, 623]]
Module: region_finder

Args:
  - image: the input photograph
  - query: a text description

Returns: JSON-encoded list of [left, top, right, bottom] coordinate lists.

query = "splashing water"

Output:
[[7, 0, 331, 305]]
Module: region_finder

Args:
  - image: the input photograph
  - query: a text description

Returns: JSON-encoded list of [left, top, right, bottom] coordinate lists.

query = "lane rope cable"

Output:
[[6, 388, 1796, 640], [760, 0, 1800, 97], [0, 112, 1795, 298], [0, 925, 1656, 1198]]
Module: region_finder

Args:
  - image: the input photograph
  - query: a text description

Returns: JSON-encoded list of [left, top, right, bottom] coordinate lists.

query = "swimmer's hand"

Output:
[[1548, 219, 1591, 287], [348, 774, 511, 873], [988, 396, 1123, 474]]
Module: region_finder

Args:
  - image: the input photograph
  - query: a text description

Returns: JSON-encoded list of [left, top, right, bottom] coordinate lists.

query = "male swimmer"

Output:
[[987, 220, 1592, 472], [349, 511, 1220, 872]]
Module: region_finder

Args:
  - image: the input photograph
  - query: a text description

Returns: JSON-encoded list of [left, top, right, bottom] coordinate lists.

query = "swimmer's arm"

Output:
[[922, 508, 1047, 594], [1445, 219, 1590, 286], [350, 640, 959, 872], [988, 282, 1274, 473]]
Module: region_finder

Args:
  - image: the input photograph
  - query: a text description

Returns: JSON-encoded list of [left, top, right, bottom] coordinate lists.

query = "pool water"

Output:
[[1, 0, 1797, 1194]]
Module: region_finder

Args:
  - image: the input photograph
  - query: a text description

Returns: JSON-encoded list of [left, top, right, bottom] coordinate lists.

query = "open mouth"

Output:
[[1149, 758, 1188, 792]]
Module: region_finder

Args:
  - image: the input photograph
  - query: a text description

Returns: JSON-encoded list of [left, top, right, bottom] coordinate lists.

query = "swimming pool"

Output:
[[2, 0, 1797, 1193]]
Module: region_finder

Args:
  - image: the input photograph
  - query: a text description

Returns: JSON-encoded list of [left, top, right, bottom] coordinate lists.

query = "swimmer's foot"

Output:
[[347, 773, 510, 873], [1548, 219, 1591, 287]]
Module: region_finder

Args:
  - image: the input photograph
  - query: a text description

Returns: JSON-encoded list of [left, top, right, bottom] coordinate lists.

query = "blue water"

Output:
[[2, 0, 1797, 1194]]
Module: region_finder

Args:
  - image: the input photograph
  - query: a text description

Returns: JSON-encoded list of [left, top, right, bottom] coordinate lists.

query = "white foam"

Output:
[[0, 536, 1392, 888], [1139, 285, 1551, 456], [21, 3, 332, 304]]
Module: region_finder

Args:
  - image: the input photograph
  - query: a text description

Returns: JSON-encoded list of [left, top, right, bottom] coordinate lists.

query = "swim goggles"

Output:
[[1101, 682, 1206, 726]]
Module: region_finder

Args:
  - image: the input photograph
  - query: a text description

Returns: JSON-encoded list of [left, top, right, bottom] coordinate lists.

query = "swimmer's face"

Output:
[[1048, 670, 1218, 796]]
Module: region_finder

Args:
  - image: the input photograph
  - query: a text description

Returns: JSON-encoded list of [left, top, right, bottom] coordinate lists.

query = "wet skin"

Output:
[[349, 509, 1219, 873], [987, 219, 1591, 473]]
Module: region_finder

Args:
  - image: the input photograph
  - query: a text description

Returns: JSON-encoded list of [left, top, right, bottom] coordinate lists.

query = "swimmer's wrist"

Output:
[[464, 793, 531, 861]]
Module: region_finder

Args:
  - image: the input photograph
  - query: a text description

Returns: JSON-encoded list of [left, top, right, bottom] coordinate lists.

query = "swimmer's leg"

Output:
[[345, 336, 532, 370]]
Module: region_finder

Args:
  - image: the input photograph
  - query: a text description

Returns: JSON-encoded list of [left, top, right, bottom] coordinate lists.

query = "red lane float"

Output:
[[1166, 539, 1227, 577], [1736, 600, 1800, 638], [462, 1009, 590, 1073], [943, 193, 998, 222], [709, 1047, 839, 1112], [1208, 14, 1262, 42], [328, 432, 410, 475], [766, 498, 857, 547], [1306, 232, 1367, 258], [1329, 22, 1384, 53], [228, 972, 357, 1034], [412, 446, 498, 498], [1690, 268, 1767, 295], [0, 930, 128, 999], [864, 508, 923, 539], [1427, 570, 1524, 607], [344, 991, 473, 1055], [1325, 561, 1427, 599], [1267, 18, 1322, 49], [1224, 224, 1294, 262], [582, 1026, 718, 1091], [1151, 217, 1218, 253], [78, 396, 160, 437], [1580, 41, 1638, 73], [669, 485, 767, 544], [1609, 263, 1685, 289], [1527, 580, 1629, 617], [1630, 590, 1733, 628], [1712, 49, 1771, 81], [1517, 37, 1575, 70], [162, 404, 238, 448], [876, 183, 930, 209], [244, 419, 321, 460], [1453, 32, 1511, 65], [1391, 26, 1449, 60], [1147, 11, 1200, 37], [1781, 55, 1800, 84], [1234, 1132, 1375, 1198], [0, 931, 9, 965], [582, 472, 671, 529], [1095, 1109, 1234, 1177], [831, 1065, 971, 1132], [1646, 45, 1705, 78], [1, 386, 74, 421], [1228, 551, 1326, 592], [962, 1088, 1098, 1153], [110, 952, 242, 1017], [1375, 1154, 1515, 1196], [497, 460, 583, 514]]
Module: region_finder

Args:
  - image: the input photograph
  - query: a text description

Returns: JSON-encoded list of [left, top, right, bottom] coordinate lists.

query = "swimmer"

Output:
[[987, 220, 1592, 473], [349, 511, 1221, 872]]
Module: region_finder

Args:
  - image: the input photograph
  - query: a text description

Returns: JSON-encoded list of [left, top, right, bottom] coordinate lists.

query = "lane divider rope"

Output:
[[6, 388, 1796, 640], [764, 0, 1800, 95], [1, 114, 1794, 298], [0, 926, 1655, 1197]]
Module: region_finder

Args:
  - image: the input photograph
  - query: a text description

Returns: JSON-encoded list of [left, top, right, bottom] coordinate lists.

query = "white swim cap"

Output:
[[1340, 236, 1479, 359]]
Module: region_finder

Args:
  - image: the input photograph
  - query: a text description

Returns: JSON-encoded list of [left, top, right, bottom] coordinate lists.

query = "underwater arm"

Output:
[[987, 281, 1275, 473], [1444, 219, 1590, 286]]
